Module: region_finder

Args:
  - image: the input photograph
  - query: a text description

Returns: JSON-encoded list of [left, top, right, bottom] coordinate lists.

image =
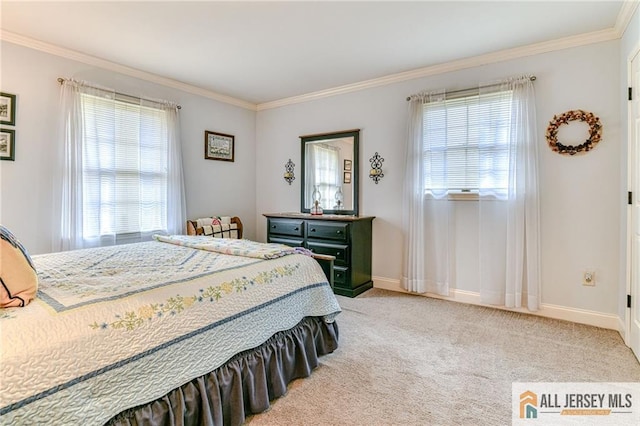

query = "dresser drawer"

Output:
[[268, 219, 304, 237], [306, 241, 348, 266], [306, 221, 349, 242], [333, 266, 349, 285], [268, 236, 304, 247]]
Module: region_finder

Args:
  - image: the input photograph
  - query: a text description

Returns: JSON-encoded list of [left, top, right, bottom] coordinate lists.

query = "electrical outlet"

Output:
[[583, 271, 596, 286]]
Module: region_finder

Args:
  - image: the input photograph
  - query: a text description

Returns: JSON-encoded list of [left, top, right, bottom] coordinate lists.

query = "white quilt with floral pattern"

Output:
[[0, 238, 340, 425]]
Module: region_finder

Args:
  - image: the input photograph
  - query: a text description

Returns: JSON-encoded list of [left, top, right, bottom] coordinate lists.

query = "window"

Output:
[[80, 93, 170, 240], [423, 90, 512, 197]]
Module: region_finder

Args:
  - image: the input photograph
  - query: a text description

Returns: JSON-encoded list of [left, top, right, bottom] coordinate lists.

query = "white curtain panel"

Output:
[[54, 80, 116, 251], [479, 77, 540, 310], [305, 143, 319, 209], [401, 91, 452, 296], [145, 99, 187, 237]]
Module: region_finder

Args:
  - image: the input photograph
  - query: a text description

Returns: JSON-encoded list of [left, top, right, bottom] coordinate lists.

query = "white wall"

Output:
[[0, 41, 257, 254], [256, 40, 622, 315], [620, 6, 640, 320]]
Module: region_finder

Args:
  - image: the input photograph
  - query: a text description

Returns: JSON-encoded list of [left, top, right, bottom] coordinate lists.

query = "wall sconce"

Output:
[[369, 152, 384, 184], [284, 159, 295, 185]]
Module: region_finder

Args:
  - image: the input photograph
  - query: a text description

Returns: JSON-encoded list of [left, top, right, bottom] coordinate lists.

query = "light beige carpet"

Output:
[[247, 288, 640, 425]]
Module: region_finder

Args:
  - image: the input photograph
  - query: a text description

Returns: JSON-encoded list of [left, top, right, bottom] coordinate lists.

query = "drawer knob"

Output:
[[294, 227, 299, 231], [336, 252, 341, 256], [336, 230, 342, 234], [271, 225, 276, 228], [310, 228, 316, 232]]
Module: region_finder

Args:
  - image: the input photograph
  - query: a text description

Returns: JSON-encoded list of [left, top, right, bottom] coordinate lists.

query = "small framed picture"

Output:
[[0, 128, 15, 161], [343, 171, 351, 184], [204, 130, 235, 162], [0, 93, 16, 126], [344, 159, 352, 171]]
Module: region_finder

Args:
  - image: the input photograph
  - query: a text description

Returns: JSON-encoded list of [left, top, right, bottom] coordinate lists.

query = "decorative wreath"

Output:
[[546, 109, 602, 156]]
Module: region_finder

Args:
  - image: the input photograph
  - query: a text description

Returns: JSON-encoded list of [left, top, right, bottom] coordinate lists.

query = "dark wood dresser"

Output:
[[264, 213, 374, 297]]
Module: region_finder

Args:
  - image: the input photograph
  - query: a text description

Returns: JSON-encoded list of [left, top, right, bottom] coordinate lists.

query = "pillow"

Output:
[[0, 225, 38, 308]]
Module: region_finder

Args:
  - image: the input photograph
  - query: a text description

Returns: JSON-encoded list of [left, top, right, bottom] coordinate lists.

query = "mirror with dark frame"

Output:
[[300, 129, 359, 216]]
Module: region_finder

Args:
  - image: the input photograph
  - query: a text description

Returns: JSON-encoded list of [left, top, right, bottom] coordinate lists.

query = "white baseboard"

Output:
[[373, 276, 623, 332]]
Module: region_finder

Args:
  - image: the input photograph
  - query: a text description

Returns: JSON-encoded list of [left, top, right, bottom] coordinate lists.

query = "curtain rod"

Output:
[[57, 78, 182, 109], [406, 75, 536, 101]]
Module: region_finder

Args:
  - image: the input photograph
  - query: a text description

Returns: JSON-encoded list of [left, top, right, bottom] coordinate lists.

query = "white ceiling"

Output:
[[0, 1, 629, 106]]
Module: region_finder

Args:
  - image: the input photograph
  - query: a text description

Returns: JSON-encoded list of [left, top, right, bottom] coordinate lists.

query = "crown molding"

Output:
[[0, 30, 257, 111], [615, 1, 639, 37], [257, 27, 619, 111]]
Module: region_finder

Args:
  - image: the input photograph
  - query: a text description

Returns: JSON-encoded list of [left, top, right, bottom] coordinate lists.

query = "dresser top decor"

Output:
[[263, 212, 374, 222]]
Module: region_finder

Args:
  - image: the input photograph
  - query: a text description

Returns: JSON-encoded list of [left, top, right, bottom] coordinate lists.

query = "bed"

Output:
[[0, 234, 340, 425]]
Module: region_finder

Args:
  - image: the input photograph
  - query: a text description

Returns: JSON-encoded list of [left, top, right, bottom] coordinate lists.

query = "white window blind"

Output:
[[80, 93, 169, 239], [423, 90, 512, 196]]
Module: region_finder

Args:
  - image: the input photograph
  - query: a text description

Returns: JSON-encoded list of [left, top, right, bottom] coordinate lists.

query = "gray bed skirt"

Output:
[[106, 316, 339, 426]]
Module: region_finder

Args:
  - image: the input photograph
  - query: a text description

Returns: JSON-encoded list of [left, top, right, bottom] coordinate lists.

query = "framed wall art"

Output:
[[0, 128, 15, 161], [0, 93, 16, 126], [344, 159, 352, 171], [204, 130, 235, 162], [344, 171, 351, 184]]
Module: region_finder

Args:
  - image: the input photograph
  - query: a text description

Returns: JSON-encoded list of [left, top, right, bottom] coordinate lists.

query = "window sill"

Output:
[[424, 191, 504, 201], [447, 192, 478, 201], [425, 191, 479, 201]]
